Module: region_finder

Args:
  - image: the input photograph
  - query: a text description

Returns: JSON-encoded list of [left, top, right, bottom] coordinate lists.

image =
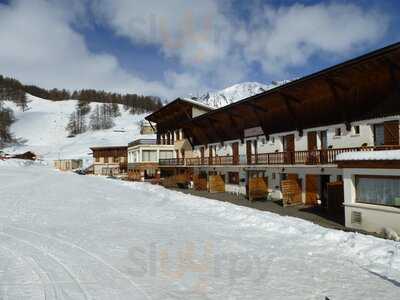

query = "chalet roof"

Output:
[[90, 146, 127, 151], [182, 41, 400, 146], [145, 98, 214, 133]]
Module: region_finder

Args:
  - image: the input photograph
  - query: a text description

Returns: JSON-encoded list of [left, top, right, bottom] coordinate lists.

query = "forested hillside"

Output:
[[0, 74, 163, 147]]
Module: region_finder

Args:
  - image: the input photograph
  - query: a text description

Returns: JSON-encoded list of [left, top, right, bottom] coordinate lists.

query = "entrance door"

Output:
[[200, 147, 205, 165], [306, 175, 319, 205], [307, 132, 317, 150], [232, 142, 239, 165], [246, 140, 252, 164], [283, 134, 295, 164]]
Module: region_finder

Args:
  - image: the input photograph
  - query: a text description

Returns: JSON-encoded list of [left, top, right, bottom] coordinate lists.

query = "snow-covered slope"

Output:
[[0, 162, 399, 299], [3, 94, 152, 166], [196, 81, 290, 108]]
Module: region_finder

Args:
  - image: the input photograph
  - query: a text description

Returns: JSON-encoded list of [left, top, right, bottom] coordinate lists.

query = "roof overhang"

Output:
[[183, 42, 400, 146]]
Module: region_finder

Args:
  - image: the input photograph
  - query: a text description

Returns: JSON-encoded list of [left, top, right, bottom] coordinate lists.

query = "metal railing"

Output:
[[158, 145, 400, 166]]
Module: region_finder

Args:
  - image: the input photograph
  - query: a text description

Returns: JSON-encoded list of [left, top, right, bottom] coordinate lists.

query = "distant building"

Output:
[[53, 159, 83, 171], [12, 151, 36, 160], [90, 146, 128, 176], [139, 120, 156, 135], [127, 138, 175, 181]]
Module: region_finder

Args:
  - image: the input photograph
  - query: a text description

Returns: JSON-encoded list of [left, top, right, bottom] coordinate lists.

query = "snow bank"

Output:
[[0, 165, 399, 299], [337, 150, 400, 161]]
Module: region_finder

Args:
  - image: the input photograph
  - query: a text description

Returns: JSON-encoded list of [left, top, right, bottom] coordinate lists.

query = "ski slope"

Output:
[[3, 94, 153, 166], [0, 161, 399, 299]]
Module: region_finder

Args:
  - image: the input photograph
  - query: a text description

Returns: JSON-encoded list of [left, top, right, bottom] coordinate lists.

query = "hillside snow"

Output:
[[196, 81, 290, 108], [0, 162, 399, 299], [3, 94, 152, 166]]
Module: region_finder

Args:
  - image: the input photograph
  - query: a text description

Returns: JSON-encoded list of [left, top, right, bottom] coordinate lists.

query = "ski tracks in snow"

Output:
[[0, 225, 151, 300]]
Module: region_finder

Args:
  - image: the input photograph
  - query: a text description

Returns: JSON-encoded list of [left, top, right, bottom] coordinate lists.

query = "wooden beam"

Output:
[[148, 121, 156, 132], [208, 119, 225, 145], [242, 102, 268, 113], [388, 62, 400, 96], [228, 114, 244, 143], [326, 76, 351, 91], [280, 94, 303, 134], [385, 56, 400, 71], [181, 127, 195, 149], [247, 105, 270, 138], [325, 79, 351, 131], [279, 92, 301, 103]]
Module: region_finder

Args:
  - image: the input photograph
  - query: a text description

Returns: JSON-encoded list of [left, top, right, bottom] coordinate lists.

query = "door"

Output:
[[246, 140, 252, 164], [306, 175, 319, 205], [209, 146, 213, 165], [283, 134, 295, 164], [200, 147, 205, 165], [319, 130, 328, 163], [281, 173, 302, 205], [307, 131, 318, 164], [384, 121, 400, 146], [307, 132, 317, 150], [232, 142, 239, 165]]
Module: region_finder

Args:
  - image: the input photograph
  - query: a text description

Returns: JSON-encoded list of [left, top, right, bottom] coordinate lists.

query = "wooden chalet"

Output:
[[91, 146, 128, 176], [144, 42, 400, 235]]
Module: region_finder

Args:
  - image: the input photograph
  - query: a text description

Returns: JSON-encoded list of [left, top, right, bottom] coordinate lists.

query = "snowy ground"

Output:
[[1, 161, 399, 299], [3, 95, 152, 166]]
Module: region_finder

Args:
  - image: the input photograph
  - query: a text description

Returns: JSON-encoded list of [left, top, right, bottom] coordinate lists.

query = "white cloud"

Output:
[[242, 3, 389, 76], [0, 0, 391, 100], [0, 0, 180, 98]]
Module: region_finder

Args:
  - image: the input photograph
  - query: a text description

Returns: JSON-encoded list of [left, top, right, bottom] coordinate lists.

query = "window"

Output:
[[142, 150, 157, 162], [95, 156, 99, 163], [159, 150, 174, 159], [272, 173, 276, 180], [356, 176, 400, 207], [374, 123, 385, 146], [271, 137, 275, 143], [335, 128, 341, 137], [353, 125, 360, 135], [228, 172, 239, 184]]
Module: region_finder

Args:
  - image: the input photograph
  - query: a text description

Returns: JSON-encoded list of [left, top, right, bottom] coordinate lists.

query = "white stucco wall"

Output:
[[343, 168, 400, 234]]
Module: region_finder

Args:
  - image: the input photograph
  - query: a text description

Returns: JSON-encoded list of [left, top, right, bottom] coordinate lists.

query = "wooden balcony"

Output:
[[159, 145, 400, 167], [159, 158, 185, 166]]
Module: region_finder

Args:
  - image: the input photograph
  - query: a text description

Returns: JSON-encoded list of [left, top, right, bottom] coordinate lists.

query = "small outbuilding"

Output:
[[53, 159, 83, 171]]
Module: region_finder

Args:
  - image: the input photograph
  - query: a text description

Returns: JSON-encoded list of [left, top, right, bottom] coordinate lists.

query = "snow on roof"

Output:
[[180, 97, 216, 110], [336, 150, 400, 161]]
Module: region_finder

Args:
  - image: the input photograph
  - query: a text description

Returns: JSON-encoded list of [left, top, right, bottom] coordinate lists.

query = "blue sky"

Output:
[[0, 0, 399, 100]]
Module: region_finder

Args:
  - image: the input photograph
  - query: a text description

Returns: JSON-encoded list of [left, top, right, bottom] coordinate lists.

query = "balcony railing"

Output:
[[159, 145, 400, 166], [159, 158, 185, 166]]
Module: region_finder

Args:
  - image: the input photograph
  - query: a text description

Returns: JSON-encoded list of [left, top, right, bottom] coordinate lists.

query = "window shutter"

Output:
[[384, 120, 399, 145]]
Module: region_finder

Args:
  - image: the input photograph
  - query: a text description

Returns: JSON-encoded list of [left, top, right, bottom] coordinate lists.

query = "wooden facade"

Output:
[[91, 146, 128, 175]]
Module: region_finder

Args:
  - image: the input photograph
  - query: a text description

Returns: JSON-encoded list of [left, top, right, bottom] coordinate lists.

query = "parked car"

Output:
[[74, 169, 86, 175]]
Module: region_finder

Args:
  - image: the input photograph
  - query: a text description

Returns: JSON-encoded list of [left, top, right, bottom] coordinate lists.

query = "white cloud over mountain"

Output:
[[0, 0, 391, 99]]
